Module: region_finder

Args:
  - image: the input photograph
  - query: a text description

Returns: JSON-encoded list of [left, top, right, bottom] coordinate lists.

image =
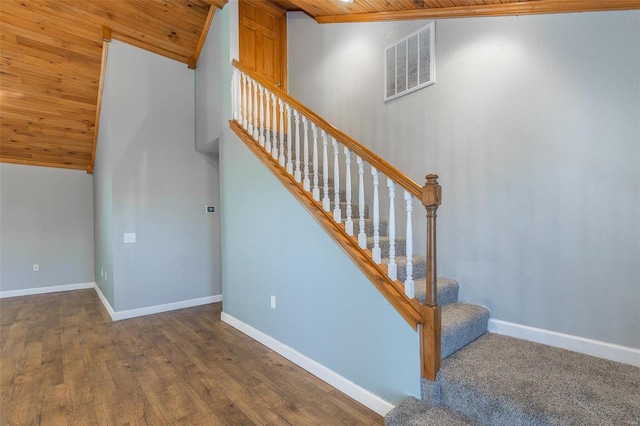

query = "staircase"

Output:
[[228, 60, 640, 425]]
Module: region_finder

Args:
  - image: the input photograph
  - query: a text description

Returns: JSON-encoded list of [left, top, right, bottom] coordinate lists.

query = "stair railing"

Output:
[[230, 59, 442, 380]]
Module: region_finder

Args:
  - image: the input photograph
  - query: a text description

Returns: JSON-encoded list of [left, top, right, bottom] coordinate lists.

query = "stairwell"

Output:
[[229, 61, 640, 426]]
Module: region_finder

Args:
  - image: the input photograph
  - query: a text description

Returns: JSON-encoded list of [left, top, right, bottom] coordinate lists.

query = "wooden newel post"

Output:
[[421, 174, 442, 381]]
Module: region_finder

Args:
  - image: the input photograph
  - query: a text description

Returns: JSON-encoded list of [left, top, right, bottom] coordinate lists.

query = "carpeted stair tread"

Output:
[[382, 255, 427, 281], [385, 397, 480, 426], [425, 333, 640, 425], [441, 303, 490, 359], [366, 236, 407, 257], [359, 218, 388, 237], [415, 278, 459, 306], [329, 201, 369, 219]]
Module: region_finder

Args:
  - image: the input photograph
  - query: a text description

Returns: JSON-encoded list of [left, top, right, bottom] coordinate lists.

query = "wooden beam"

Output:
[[89, 31, 110, 174], [198, 0, 228, 9], [315, 0, 640, 23], [190, 5, 217, 68], [0, 157, 86, 171]]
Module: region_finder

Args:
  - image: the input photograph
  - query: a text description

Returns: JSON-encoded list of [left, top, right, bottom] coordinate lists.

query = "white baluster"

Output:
[[241, 73, 247, 130], [312, 125, 320, 201], [271, 93, 278, 159], [252, 80, 259, 140], [278, 100, 285, 166], [404, 191, 414, 298], [332, 138, 341, 223], [247, 78, 254, 136], [302, 117, 310, 191], [344, 148, 353, 236], [232, 68, 238, 122], [387, 179, 397, 281], [357, 156, 367, 249], [294, 111, 301, 182], [371, 167, 381, 263], [286, 105, 293, 174], [264, 89, 271, 152], [258, 85, 265, 146], [322, 131, 330, 211]]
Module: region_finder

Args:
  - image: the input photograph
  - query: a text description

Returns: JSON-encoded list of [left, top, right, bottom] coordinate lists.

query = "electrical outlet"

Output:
[[101, 268, 104, 277], [33, 264, 39, 272], [270, 295, 276, 309], [124, 233, 136, 243], [206, 206, 215, 213]]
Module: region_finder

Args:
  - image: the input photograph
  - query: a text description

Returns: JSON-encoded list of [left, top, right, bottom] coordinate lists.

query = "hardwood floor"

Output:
[[0, 290, 383, 425]]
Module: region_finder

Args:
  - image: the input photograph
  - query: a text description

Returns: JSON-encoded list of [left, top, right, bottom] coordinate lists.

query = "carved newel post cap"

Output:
[[422, 174, 442, 207]]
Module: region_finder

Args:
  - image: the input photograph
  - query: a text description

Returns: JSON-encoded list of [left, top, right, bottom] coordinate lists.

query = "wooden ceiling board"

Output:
[[2, 0, 638, 171]]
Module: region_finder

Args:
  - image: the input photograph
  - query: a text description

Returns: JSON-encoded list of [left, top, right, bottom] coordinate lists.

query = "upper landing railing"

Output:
[[230, 59, 443, 380]]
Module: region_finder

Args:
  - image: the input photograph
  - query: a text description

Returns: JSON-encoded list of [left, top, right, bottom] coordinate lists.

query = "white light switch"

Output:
[[124, 233, 136, 243], [270, 295, 276, 309]]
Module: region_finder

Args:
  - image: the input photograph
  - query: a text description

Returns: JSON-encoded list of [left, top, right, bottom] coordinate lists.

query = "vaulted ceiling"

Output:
[[1, 0, 638, 171]]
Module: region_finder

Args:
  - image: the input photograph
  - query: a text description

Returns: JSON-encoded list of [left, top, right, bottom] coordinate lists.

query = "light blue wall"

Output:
[[96, 40, 222, 312], [288, 11, 640, 348], [0, 163, 94, 292], [93, 67, 115, 305], [195, 6, 231, 156], [220, 128, 420, 404]]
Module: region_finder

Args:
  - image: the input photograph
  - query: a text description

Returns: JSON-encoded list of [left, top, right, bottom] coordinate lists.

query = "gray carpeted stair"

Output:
[[386, 397, 480, 425], [412, 333, 640, 426], [366, 236, 407, 257], [441, 303, 489, 359]]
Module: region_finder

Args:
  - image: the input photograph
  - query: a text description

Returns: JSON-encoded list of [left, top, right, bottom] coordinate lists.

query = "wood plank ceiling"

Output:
[[1, 0, 638, 172], [0, 0, 224, 171]]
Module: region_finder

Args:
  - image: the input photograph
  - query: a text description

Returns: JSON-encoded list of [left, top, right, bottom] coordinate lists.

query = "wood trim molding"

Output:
[[229, 120, 423, 329], [199, 0, 228, 9], [110, 32, 190, 64], [315, 0, 640, 23], [232, 59, 423, 199], [88, 30, 110, 174], [0, 157, 85, 171], [190, 5, 217, 69]]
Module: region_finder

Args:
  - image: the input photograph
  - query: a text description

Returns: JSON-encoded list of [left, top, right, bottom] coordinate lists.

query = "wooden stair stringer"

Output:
[[230, 120, 422, 330]]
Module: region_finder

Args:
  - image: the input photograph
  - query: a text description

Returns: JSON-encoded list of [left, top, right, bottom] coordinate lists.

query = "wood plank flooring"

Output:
[[0, 290, 383, 425]]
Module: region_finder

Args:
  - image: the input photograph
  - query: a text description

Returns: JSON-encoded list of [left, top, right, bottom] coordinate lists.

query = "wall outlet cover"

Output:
[[124, 233, 136, 243]]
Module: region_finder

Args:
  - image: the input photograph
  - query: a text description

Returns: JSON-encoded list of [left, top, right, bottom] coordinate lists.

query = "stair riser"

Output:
[[441, 306, 489, 359]]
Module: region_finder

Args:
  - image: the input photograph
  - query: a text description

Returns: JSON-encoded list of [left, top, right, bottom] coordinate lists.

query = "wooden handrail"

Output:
[[232, 59, 422, 199]]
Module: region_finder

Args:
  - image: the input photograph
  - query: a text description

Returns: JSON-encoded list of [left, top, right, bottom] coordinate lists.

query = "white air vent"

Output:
[[385, 22, 435, 102]]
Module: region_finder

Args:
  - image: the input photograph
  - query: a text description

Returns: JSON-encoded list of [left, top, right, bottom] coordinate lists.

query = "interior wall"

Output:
[[93, 67, 115, 305], [0, 163, 94, 292], [97, 40, 221, 312], [195, 6, 231, 156], [220, 127, 420, 404], [287, 11, 640, 349]]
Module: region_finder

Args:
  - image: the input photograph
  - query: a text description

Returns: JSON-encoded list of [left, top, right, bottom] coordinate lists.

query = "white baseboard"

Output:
[[0, 282, 94, 299], [488, 318, 640, 367], [93, 284, 223, 321], [93, 283, 116, 320], [221, 311, 394, 417]]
